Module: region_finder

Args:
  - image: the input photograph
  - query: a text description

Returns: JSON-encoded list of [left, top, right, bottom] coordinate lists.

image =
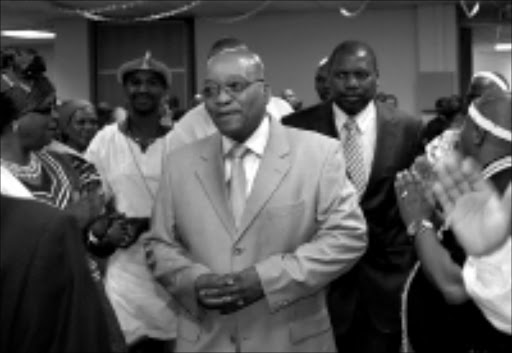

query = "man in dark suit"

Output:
[[282, 40, 423, 353], [0, 194, 126, 353]]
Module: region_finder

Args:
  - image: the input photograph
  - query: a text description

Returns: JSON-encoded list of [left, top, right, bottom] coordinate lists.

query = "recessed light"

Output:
[[1, 30, 56, 39], [494, 43, 512, 52]]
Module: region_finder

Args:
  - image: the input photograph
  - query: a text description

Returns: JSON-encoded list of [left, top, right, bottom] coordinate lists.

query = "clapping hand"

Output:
[[395, 168, 434, 229], [433, 154, 511, 256]]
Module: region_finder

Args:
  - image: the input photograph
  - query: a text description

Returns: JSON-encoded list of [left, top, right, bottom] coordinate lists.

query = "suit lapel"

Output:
[[366, 102, 400, 189], [235, 119, 291, 243], [195, 134, 237, 236]]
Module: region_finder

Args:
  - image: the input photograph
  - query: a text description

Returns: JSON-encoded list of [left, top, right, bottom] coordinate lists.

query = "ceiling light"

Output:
[[494, 43, 512, 52], [1, 30, 56, 39]]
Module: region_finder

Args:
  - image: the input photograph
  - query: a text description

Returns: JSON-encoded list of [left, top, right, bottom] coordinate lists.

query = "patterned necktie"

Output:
[[343, 118, 367, 196], [229, 144, 248, 228]]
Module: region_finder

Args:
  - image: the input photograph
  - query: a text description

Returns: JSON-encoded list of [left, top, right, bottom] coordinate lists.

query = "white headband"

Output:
[[472, 71, 509, 91], [468, 103, 512, 142]]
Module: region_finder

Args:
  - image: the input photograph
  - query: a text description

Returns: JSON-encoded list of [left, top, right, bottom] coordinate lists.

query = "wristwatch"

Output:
[[407, 219, 434, 237]]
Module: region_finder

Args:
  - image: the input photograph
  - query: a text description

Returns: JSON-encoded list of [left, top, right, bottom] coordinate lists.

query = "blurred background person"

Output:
[[422, 95, 464, 146], [280, 87, 303, 111], [96, 100, 115, 128], [385, 94, 399, 108], [56, 98, 99, 153], [315, 56, 330, 102]]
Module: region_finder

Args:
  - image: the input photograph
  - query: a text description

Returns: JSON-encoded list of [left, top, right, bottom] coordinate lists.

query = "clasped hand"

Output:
[[195, 267, 264, 315]]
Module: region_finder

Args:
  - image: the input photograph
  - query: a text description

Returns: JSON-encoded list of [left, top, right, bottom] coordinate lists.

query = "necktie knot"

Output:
[[344, 118, 359, 133], [230, 143, 248, 160]]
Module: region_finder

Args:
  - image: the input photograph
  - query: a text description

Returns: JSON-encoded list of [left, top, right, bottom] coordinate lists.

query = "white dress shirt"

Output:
[[222, 115, 270, 196], [333, 101, 377, 182]]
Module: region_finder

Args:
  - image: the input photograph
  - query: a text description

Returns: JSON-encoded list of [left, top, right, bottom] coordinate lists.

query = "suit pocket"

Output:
[[289, 293, 331, 344], [177, 314, 201, 343]]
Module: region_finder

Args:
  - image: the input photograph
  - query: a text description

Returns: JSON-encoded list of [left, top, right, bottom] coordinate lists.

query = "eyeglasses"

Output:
[[202, 79, 264, 99]]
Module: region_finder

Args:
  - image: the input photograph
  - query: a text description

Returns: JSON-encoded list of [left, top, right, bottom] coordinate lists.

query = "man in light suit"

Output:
[[143, 48, 367, 352], [282, 40, 424, 353]]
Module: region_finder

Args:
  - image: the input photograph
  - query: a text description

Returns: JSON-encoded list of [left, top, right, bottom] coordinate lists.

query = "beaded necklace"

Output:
[[0, 153, 42, 184]]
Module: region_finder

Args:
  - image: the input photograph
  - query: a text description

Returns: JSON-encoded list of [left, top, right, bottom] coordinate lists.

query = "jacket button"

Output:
[[233, 247, 244, 256]]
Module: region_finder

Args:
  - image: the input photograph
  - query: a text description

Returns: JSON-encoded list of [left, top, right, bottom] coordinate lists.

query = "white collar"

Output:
[[332, 101, 376, 134], [222, 115, 270, 158]]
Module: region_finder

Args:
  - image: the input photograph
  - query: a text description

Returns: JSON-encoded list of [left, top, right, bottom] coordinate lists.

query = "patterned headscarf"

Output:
[[1, 47, 56, 121]]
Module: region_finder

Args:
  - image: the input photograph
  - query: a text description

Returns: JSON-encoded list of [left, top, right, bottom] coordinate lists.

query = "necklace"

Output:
[[124, 135, 157, 203], [1, 152, 42, 182]]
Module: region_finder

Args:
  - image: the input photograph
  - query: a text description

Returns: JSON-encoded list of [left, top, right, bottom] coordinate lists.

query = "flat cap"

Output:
[[117, 51, 172, 87]]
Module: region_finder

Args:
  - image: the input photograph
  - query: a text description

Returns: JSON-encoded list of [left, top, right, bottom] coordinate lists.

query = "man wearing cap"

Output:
[[466, 71, 510, 108], [394, 90, 511, 351], [166, 37, 294, 150], [85, 51, 176, 353]]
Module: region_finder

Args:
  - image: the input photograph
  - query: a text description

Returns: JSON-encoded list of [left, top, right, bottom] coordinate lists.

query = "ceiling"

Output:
[[1, 0, 509, 47], [1, 0, 465, 30]]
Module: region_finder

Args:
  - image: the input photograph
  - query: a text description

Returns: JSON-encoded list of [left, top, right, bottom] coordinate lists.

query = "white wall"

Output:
[[196, 8, 419, 114], [473, 49, 512, 86], [53, 18, 91, 101]]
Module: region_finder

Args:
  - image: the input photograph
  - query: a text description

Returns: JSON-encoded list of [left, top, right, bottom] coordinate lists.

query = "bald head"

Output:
[[207, 37, 248, 59], [207, 50, 265, 81]]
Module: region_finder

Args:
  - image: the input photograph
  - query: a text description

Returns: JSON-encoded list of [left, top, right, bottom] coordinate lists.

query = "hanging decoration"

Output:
[[459, 0, 480, 18], [206, 0, 272, 24], [52, 0, 201, 22], [339, 0, 371, 18]]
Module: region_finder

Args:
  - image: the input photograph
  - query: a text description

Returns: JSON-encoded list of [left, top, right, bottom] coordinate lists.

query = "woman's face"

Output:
[[17, 94, 56, 151], [66, 105, 98, 151]]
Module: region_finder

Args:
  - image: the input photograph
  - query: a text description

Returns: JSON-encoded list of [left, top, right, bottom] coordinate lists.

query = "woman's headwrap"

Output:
[[57, 99, 95, 131], [1, 47, 56, 119]]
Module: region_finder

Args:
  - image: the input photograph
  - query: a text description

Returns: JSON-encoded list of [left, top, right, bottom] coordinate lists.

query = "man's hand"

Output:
[[195, 273, 238, 310], [433, 154, 511, 256], [218, 267, 265, 315], [195, 267, 265, 314], [394, 169, 434, 229]]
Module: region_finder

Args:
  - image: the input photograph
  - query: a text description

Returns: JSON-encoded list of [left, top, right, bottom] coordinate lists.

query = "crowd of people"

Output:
[[1, 36, 510, 353]]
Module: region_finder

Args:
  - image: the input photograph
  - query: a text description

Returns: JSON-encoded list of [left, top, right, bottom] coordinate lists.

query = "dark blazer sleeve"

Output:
[[21, 211, 115, 353]]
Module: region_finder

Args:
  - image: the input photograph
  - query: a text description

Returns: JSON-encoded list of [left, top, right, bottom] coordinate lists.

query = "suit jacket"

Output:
[[145, 118, 368, 352], [0, 195, 120, 353], [282, 101, 423, 333]]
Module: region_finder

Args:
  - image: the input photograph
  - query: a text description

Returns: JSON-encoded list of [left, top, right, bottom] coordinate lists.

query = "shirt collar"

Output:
[[222, 115, 270, 158], [332, 100, 376, 134]]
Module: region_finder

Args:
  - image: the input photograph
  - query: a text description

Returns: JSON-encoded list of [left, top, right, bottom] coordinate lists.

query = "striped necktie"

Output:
[[343, 118, 367, 196], [229, 144, 248, 228]]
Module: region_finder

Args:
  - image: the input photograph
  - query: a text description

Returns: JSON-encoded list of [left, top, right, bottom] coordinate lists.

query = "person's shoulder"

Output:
[[166, 132, 217, 162], [282, 102, 327, 124], [377, 101, 416, 121], [175, 103, 210, 127], [284, 124, 339, 151]]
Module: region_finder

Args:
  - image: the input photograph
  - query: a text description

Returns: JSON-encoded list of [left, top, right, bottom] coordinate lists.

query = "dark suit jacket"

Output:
[[0, 195, 124, 353], [282, 101, 424, 333]]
